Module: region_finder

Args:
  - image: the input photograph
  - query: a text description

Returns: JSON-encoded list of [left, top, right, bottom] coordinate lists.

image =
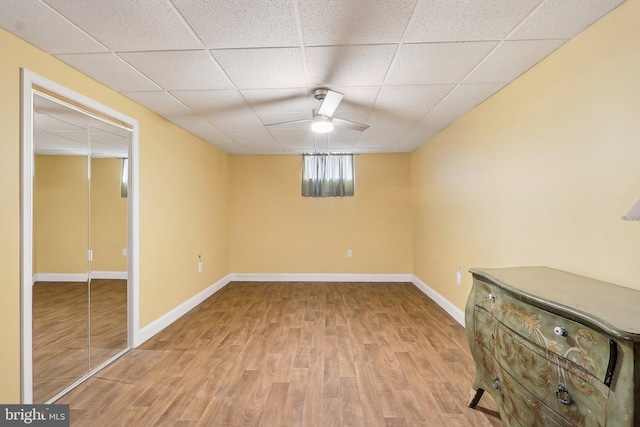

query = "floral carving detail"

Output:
[[491, 301, 602, 427]]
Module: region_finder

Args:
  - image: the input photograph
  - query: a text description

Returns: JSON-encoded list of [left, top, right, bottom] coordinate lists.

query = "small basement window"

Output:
[[301, 153, 354, 197]]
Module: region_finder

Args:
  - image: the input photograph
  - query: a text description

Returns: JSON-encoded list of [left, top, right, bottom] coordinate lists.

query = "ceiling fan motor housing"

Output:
[[313, 88, 328, 101]]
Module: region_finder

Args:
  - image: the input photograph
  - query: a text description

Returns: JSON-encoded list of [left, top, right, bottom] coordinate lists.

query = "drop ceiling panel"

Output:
[[54, 53, 161, 92], [386, 42, 498, 85], [0, 0, 106, 54], [121, 91, 192, 118], [509, 0, 625, 40], [241, 140, 285, 154], [259, 112, 312, 128], [306, 45, 397, 87], [119, 51, 233, 91], [331, 86, 381, 112], [423, 83, 506, 128], [241, 88, 314, 113], [297, 0, 416, 45], [358, 127, 412, 148], [170, 90, 251, 114], [405, 0, 540, 42], [202, 112, 265, 130], [163, 115, 233, 144], [42, 0, 201, 51], [374, 85, 454, 114], [172, 0, 299, 48], [464, 39, 567, 84], [267, 128, 315, 145], [2, 0, 622, 155], [212, 48, 306, 89], [223, 128, 275, 143]]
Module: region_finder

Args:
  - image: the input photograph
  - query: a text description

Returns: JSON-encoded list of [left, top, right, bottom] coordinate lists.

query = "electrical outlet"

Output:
[[347, 249, 353, 258], [198, 255, 202, 273], [122, 248, 127, 257], [456, 265, 462, 285]]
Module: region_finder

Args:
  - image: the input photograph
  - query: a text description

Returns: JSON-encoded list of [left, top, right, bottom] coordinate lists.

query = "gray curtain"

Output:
[[302, 154, 354, 197]]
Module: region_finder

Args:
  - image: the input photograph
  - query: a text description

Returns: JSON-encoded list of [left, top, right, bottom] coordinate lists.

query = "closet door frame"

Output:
[[20, 69, 140, 403]]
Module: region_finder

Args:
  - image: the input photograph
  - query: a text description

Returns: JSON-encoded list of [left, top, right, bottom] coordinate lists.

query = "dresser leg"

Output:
[[466, 388, 484, 408]]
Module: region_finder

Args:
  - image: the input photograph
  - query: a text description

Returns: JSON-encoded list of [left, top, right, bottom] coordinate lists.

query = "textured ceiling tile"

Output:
[[202, 112, 265, 130], [464, 39, 567, 84], [0, 0, 107, 53], [267, 127, 315, 144], [172, 0, 299, 48], [259, 112, 312, 127], [213, 142, 250, 154], [119, 50, 233, 91], [509, 0, 625, 40], [330, 86, 381, 112], [170, 90, 251, 114], [212, 48, 306, 88], [298, 0, 416, 45], [221, 128, 274, 143], [54, 53, 161, 92], [357, 127, 412, 147], [385, 42, 498, 85], [121, 91, 192, 118], [241, 88, 314, 113], [306, 45, 397, 88], [423, 82, 506, 127], [43, 0, 201, 51], [165, 115, 233, 144], [366, 110, 419, 129], [239, 139, 285, 154], [406, 0, 540, 42], [374, 85, 454, 114]]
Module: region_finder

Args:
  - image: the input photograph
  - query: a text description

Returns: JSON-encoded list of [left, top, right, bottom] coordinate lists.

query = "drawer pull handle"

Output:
[[488, 293, 496, 303], [553, 326, 568, 337], [555, 384, 571, 406], [493, 376, 500, 390]]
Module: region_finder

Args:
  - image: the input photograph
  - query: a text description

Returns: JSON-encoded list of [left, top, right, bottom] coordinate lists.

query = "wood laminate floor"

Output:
[[58, 281, 502, 426]]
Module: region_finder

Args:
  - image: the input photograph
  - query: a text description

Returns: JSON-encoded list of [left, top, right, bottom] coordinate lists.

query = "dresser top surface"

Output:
[[469, 266, 640, 341]]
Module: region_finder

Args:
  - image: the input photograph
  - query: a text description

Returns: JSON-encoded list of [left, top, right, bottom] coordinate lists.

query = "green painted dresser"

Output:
[[465, 267, 640, 427]]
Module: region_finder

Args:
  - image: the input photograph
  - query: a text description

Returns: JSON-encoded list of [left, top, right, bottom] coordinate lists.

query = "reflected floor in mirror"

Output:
[[32, 279, 127, 403]]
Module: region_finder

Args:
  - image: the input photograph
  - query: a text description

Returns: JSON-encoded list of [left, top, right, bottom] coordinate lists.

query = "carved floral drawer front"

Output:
[[466, 268, 640, 427], [494, 322, 607, 427], [475, 279, 613, 386]]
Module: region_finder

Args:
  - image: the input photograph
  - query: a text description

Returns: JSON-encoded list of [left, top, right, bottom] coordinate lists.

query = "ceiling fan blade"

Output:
[[264, 118, 311, 127], [317, 90, 344, 118], [332, 117, 369, 132]]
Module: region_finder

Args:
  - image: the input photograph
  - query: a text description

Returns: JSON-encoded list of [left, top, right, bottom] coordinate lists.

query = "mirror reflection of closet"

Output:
[[32, 93, 130, 403]]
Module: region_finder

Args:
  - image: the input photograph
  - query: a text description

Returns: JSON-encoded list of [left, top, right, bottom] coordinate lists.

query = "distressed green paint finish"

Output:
[[466, 267, 639, 427]]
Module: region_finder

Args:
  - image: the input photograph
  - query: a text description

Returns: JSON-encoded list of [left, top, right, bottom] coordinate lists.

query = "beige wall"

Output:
[[411, 0, 640, 310], [90, 158, 128, 273], [229, 154, 412, 274], [0, 28, 230, 402], [34, 155, 89, 275]]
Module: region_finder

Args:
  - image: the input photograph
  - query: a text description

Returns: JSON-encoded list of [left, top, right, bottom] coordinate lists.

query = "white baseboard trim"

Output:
[[135, 274, 233, 347], [411, 275, 466, 327], [33, 273, 87, 283], [90, 271, 128, 280], [33, 271, 127, 284], [229, 273, 413, 283]]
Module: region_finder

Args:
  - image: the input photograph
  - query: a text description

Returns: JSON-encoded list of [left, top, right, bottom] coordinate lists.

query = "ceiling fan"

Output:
[[264, 88, 370, 134]]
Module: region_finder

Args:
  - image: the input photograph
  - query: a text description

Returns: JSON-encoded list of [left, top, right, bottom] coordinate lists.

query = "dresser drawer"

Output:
[[494, 321, 607, 427], [475, 279, 614, 386]]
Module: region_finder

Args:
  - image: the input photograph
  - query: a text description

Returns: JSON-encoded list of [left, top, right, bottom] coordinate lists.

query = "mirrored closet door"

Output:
[[31, 93, 130, 403]]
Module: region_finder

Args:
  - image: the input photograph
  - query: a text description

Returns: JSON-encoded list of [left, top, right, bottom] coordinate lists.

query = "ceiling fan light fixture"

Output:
[[311, 115, 333, 133]]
